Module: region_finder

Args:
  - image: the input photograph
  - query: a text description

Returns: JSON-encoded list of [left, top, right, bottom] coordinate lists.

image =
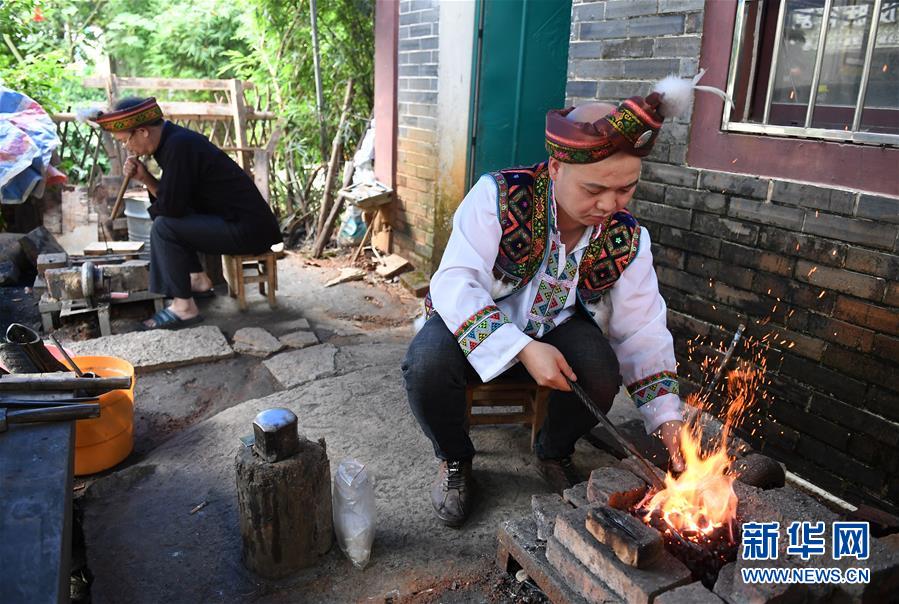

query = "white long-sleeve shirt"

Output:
[[429, 174, 683, 434]]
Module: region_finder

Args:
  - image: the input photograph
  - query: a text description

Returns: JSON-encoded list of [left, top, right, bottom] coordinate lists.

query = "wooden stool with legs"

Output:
[[465, 378, 551, 450], [222, 244, 285, 311]]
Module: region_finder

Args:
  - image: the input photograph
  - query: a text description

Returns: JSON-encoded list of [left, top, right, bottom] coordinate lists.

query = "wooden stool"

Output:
[[465, 380, 551, 450], [222, 248, 282, 311]]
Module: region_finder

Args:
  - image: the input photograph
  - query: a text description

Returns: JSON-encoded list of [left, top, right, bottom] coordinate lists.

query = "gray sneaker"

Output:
[[430, 459, 474, 527]]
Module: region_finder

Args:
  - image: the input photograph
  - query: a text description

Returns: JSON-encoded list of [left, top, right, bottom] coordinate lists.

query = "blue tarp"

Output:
[[0, 87, 66, 204]]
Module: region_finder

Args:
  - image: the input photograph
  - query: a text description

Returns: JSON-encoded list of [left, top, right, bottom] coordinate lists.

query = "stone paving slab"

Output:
[[67, 325, 233, 373], [279, 330, 319, 349], [262, 344, 337, 389], [232, 327, 284, 357]]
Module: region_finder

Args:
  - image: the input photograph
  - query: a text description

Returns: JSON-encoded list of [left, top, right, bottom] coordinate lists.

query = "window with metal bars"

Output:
[[722, 0, 899, 146]]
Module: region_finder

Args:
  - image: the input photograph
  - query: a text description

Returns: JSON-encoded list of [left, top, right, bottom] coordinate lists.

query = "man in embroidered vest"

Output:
[[403, 81, 695, 527], [89, 97, 282, 330]]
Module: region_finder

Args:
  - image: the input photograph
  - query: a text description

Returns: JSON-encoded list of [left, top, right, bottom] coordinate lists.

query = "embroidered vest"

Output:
[[490, 161, 641, 307]]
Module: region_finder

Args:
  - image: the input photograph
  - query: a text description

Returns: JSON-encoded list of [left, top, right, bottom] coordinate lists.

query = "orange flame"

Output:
[[641, 358, 766, 538], [644, 428, 736, 536]]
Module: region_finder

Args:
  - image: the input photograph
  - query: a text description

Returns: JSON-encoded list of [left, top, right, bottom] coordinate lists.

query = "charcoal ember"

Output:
[[639, 511, 739, 590], [732, 453, 785, 489]]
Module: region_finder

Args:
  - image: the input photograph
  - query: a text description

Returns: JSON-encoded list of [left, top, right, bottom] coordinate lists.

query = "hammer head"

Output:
[[252, 408, 300, 462]]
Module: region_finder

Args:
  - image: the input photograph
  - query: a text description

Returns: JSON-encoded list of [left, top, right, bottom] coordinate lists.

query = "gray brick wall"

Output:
[[394, 0, 440, 270], [570, 0, 899, 512]]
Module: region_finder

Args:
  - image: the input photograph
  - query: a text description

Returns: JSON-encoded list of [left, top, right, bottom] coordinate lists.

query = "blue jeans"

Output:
[[402, 312, 621, 461]]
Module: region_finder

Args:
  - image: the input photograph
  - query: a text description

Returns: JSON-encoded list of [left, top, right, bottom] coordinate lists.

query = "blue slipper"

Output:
[[142, 308, 204, 331]]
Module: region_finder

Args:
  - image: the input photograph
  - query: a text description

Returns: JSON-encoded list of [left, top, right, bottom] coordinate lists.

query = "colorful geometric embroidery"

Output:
[[627, 371, 680, 408], [423, 292, 435, 319], [524, 238, 578, 337], [488, 165, 640, 314], [94, 98, 164, 132], [545, 137, 618, 164], [578, 210, 641, 304], [454, 305, 510, 357]]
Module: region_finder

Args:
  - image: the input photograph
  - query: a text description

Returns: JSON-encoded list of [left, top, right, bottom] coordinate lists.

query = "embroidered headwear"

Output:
[[87, 97, 164, 132], [545, 70, 729, 164]]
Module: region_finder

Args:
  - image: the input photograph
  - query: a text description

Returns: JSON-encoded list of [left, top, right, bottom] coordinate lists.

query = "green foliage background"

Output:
[[1, 0, 374, 221]]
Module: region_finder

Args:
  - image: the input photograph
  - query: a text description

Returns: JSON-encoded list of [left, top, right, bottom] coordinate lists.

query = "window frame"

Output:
[[688, 0, 899, 197], [721, 0, 898, 146]]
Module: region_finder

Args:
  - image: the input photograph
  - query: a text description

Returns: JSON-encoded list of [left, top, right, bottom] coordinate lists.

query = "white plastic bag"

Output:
[[332, 458, 376, 569]]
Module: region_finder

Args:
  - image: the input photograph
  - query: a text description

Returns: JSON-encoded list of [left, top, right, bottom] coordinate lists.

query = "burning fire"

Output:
[[642, 428, 737, 537], [638, 345, 769, 542]]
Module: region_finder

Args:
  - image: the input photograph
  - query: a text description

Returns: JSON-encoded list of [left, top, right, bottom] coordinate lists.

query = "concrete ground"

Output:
[[76, 252, 631, 603]]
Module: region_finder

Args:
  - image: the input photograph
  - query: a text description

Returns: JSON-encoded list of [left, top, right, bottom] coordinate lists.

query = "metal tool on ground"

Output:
[[565, 377, 666, 491], [49, 334, 88, 378], [0, 397, 99, 408], [0, 403, 100, 432], [0, 373, 132, 393]]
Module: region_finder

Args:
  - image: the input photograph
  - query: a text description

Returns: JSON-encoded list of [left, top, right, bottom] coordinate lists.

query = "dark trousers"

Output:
[[402, 312, 621, 461], [149, 214, 269, 298]]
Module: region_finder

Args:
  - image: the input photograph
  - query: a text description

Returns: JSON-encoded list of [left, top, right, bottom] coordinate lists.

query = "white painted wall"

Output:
[[436, 0, 476, 216]]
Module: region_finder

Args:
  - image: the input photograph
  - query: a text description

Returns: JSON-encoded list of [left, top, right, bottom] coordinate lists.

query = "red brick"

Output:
[[545, 535, 624, 604], [805, 314, 875, 353], [585, 506, 663, 568], [833, 296, 899, 336], [656, 582, 723, 603], [822, 345, 896, 388], [873, 334, 899, 364], [587, 467, 647, 510], [553, 508, 691, 604], [796, 260, 886, 301]]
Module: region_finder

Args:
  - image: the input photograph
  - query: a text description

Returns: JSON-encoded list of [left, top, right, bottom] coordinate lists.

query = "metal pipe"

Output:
[[763, 0, 789, 125], [852, 0, 883, 131], [804, 0, 834, 128]]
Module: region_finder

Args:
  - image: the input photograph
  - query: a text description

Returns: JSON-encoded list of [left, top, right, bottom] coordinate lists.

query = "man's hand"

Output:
[[517, 341, 577, 391], [657, 420, 685, 474], [123, 156, 151, 184]]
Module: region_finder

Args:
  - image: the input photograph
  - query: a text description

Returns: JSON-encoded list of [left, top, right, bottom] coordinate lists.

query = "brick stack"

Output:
[[497, 464, 899, 603], [393, 0, 440, 270], [566, 0, 899, 513]]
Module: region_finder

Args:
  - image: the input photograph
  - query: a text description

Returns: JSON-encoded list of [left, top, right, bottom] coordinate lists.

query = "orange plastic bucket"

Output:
[[70, 356, 135, 476]]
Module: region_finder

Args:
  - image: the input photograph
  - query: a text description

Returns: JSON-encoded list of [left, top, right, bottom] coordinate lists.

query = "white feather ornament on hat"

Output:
[[75, 106, 104, 123], [652, 68, 732, 118]]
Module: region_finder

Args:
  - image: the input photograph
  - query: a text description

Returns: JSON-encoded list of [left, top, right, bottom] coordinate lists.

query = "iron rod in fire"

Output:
[[566, 377, 666, 491]]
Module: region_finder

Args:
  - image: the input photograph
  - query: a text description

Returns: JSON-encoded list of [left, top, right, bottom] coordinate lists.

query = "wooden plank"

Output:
[[228, 79, 251, 172], [83, 75, 255, 91], [83, 241, 144, 256], [469, 412, 532, 425], [375, 254, 411, 279], [496, 518, 590, 604]]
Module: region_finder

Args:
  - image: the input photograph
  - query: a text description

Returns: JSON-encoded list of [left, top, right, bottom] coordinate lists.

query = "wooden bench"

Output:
[[465, 379, 551, 450], [222, 245, 285, 311]]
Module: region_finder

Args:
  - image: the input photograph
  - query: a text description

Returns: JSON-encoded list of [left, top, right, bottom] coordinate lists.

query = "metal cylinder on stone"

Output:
[[235, 408, 333, 578]]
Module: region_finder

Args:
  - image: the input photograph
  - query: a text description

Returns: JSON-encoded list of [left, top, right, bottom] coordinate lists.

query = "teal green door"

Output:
[[468, 0, 572, 186]]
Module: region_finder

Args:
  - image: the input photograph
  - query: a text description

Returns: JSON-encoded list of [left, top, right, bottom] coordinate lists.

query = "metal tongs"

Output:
[[565, 377, 666, 491]]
